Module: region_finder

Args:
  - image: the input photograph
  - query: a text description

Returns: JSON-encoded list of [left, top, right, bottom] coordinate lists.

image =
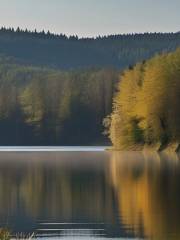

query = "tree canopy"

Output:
[[0, 27, 179, 70], [0, 58, 118, 145], [105, 48, 180, 151]]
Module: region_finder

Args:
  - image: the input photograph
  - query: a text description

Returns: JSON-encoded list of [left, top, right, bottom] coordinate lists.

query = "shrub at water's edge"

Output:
[[104, 48, 180, 151], [0, 229, 34, 240], [0, 229, 10, 240]]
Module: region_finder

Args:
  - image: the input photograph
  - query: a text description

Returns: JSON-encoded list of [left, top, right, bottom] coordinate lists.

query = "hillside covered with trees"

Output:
[[0, 27, 180, 70], [0, 58, 118, 145], [0, 27, 180, 145], [105, 48, 180, 151]]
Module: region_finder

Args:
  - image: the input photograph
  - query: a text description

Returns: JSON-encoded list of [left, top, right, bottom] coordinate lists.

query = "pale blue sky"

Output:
[[0, 0, 179, 37]]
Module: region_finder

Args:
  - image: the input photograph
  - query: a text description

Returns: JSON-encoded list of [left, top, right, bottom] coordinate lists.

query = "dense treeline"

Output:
[[0, 58, 118, 145], [105, 48, 180, 151], [0, 27, 180, 69], [0, 27, 180, 145]]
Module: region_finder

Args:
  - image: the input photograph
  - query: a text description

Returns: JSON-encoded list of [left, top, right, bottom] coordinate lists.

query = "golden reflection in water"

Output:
[[109, 151, 180, 239]]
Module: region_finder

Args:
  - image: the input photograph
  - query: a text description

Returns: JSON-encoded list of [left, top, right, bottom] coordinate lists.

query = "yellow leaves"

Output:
[[107, 48, 180, 149], [0, 229, 10, 240]]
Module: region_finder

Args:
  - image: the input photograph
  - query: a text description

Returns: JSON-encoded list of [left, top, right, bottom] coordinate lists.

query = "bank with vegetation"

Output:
[[104, 48, 180, 152], [0, 28, 180, 145]]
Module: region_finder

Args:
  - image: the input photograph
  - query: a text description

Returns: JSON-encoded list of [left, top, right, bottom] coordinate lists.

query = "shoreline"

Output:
[[106, 143, 180, 153], [0, 146, 107, 152]]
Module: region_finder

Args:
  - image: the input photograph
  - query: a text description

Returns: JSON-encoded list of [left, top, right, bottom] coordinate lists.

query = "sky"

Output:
[[0, 0, 179, 37]]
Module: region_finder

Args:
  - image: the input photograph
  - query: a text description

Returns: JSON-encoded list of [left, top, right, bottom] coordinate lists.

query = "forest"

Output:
[[0, 28, 180, 145], [105, 48, 180, 151], [0, 57, 118, 145], [0, 27, 180, 70]]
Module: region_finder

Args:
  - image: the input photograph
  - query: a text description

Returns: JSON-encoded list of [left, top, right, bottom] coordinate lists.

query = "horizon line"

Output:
[[1, 26, 180, 39]]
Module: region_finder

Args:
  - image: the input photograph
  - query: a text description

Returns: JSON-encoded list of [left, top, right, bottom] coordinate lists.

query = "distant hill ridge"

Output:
[[0, 27, 180, 69]]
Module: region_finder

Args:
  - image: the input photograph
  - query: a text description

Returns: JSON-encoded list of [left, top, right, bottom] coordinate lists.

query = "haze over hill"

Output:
[[0, 27, 180, 70]]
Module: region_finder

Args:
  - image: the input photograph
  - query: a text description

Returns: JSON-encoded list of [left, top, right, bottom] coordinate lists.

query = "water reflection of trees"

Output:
[[0, 152, 115, 224], [0, 151, 180, 239], [109, 151, 180, 239]]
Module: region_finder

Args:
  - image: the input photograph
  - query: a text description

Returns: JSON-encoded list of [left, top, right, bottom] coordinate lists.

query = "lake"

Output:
[[0, 147, 180, 239]]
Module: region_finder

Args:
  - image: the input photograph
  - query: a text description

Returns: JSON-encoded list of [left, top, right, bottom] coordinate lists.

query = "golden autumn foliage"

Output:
[[106, 48, 180, 151]]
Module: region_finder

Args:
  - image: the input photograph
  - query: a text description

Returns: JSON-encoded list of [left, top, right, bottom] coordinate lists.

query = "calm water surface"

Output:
[[0, 148, 180, 239]]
